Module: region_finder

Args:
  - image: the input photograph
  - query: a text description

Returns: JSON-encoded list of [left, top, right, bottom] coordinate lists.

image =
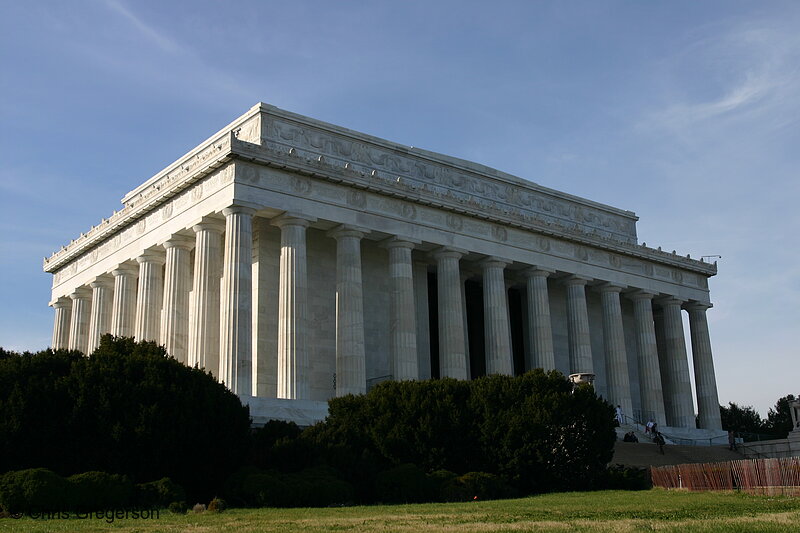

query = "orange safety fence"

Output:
[[651, 457, 800, 495]]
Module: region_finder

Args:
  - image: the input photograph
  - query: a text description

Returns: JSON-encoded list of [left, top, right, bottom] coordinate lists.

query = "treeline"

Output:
[[719, 397, 797, 439], [1, 336, 642, 513]]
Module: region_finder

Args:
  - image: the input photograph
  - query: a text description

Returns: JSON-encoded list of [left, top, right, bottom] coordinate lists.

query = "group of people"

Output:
[[614, 410, 667, 453]]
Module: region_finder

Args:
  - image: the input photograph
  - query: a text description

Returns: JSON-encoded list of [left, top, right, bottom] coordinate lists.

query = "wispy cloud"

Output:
[[102, 0, 183, 55]]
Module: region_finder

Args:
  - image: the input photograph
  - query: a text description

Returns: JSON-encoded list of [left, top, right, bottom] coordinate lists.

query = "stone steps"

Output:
[[611, 440, 742, 468]]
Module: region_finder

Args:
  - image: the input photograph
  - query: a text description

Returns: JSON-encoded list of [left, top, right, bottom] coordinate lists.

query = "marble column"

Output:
[[482, 257, 513, 375], [188, 217, 224, 373], [110, 264, 138, 337], [524, 268, 555, 371], [564, 275, 593, 374], [598, 284, 632, 419], [272, 214, 315, 399], [329, 225, 367, 396], [161, 235, 194, 364], [134, 249, 165, 342], [658, 297, 695, 428], [385, 237, 419, 381], [68, 287, 92, 354], [433, 247, 468, 379], [87, 277, 114, 353], [461, 273, 472, 380], [629, 291, 666, 426], [220, 206, 255, 396], [686, 302, 723, 430], [51, 297, 72, 350]]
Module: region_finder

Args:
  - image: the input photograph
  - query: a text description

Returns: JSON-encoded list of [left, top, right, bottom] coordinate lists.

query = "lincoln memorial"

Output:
[[44, 103, 723, 432]]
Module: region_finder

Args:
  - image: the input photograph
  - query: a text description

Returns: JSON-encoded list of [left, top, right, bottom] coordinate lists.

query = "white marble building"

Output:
[[44, 103, 722, 431]]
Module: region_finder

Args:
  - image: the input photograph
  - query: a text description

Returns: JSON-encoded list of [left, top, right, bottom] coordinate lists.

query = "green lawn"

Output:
[[3, 489, 800, 532]]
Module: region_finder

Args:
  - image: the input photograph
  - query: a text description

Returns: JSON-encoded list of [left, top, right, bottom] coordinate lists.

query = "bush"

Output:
[[224, 466, 354, 508], [168, 501, 188, 514], [135, 477, 186, 508], [605, 465, 652, 491], [375, 463, 436, 503], [67, 471, 133, 511], [440, 472, 515, 502], [0, 468, 71, 513], [308, 370, 615, 499], [0, 337, 251, 501], [207, 497, 227, 512]]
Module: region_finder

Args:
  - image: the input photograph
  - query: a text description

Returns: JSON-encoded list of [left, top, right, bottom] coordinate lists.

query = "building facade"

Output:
[[44, 103, 722, 430]]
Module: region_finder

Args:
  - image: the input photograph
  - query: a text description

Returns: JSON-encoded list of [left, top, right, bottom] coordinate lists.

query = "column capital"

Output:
[[381, 236, 421, 250], [524, 266, 556, 278], [136, 249, 166, 265], [627, 289, 655, 302], [656, 295, 685, 307], [50, 296, 72, 308], [89, 276, 114, 289], [430, 246, 468, 261], [684, 301, 713, 312], [270, 212, 317, 229], [327, 224, 369, 240], [562, 274, 592, 287], [162, 234, 195, 250], [479, 256, 512, 269], [69, 287, 92, 300], [192, 216, 226, 234], [596, 282, 626, 294], [222, 204, 258, 217], [112, 262, 139, 277]]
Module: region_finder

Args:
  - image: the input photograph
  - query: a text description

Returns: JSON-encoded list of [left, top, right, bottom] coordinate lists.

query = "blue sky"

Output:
[[1, 1, 797, 418]]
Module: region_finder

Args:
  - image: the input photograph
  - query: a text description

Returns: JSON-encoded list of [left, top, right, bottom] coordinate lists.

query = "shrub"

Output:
[[207, 497, 227, 512], [168, 501, 188, 514], [0, 468, 71, 513], [135, 477, 186, 508], [375, 463, 436, 503], [0, 337, 251, 501], [605, 465, 652, 491], [67, 471, 133, 511], [441, 472, 515, 502], [224, 466, 354, 508]]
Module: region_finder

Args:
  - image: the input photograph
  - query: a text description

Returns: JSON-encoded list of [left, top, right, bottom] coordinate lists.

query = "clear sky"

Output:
[[1, 1, 797, 418]]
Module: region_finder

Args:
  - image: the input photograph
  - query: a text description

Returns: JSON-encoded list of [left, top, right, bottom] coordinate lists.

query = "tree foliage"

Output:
[[0, 336, 251, 500], [766, 394, 797, 439], [719, 402, 766, 435]]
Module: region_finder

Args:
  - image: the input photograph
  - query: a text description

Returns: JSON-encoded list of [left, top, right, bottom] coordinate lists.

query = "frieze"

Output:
[[261, 115, 637, 243]]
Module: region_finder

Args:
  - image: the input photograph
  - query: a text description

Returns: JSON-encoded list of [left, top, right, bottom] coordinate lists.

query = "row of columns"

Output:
[[51, 209, 721, 429]]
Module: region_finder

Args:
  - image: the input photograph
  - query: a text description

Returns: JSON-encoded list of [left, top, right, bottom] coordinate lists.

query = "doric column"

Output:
[[51, 297, 72, 350], [658, 297, 695, 428], [219, 206, 255, 396], [598, 283, 632, 419], [134, 249, 165, 342], [272, 214, 315, 399], [110, 263, 138, 337], [564, 275, 593, 374], [188, 217, 224, 374], [461, 273, 472, 380], [329, 225, 367, 396], [481, 257, 513, 375], [86, 277, 114, 354], [67, 287, 92, 354], [160, 235, 194, 364], [686, 302, 723, 430], [524, 267, 555, 371], [432, 247, 468, 379], [385, 237, 419, 381], [629, 291, 666, 425]]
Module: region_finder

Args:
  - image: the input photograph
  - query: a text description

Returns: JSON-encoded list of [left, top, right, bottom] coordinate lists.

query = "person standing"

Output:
[[615, 405, 624, 426]]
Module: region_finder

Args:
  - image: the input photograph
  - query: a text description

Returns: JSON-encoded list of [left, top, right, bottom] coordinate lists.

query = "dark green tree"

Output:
[[719, 402, 765, 435], [765, 394, 797, 438], [0, 335, 251, 500]]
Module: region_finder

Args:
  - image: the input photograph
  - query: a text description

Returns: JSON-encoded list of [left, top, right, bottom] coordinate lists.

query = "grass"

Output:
[[3, 489, 800, 532]]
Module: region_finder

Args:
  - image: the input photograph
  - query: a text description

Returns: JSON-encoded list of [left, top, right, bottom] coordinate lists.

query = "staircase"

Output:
[[611, 440, 742, 468]]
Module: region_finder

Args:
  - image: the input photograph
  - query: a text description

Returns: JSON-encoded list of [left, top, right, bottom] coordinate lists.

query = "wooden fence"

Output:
[[651, 457, 800, 495]]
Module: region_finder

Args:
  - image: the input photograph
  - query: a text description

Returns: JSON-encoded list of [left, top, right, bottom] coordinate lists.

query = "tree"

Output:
[[0, 335, 251, 501], [765, 394, 797, 439], [719, 402, 765, 435]]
